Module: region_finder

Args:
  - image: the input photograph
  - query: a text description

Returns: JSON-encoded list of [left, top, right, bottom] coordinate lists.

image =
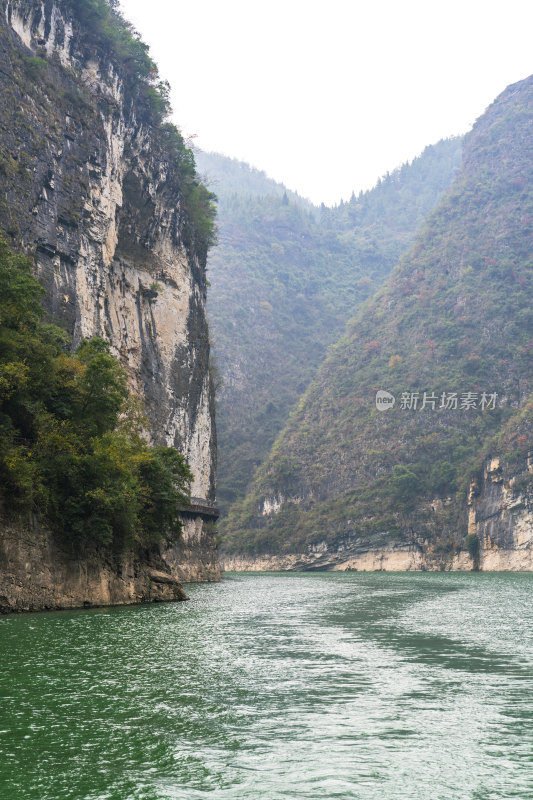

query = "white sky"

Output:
[[119, 0, 533, 206]]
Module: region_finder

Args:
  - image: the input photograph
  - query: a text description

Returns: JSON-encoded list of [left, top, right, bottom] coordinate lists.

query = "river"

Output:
[[1, 571, 532, 799]]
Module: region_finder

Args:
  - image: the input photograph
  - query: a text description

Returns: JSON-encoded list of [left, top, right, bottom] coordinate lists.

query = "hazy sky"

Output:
[[119, 0, 533, 205]]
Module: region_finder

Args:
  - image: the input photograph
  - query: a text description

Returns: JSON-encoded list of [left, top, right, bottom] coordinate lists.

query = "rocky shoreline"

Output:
[[222, 546, 533, 573], [0, 518, 221, 614]]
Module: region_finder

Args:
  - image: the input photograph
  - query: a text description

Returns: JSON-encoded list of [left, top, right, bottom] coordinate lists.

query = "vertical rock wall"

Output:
[[0, 0, 219, 588], [467, 456, 533, 570]]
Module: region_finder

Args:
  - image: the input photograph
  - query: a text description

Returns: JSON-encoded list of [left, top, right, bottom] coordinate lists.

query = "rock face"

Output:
[[467, 456, 533, 570], [223, 458, 533, 573], [0, 0, 220, 608], [0, 519, 189, 614]]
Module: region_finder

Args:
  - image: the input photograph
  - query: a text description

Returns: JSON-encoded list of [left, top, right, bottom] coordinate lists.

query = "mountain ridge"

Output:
[[200, 139, 463, 515], [221, 75, 533, 567]]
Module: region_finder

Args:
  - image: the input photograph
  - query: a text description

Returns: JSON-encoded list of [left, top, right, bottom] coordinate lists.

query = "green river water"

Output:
[[0, 571, 532, 799]]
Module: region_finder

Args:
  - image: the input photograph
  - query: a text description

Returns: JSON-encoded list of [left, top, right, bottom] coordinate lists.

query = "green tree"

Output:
[[75, 338, 129, 437], [0, 235, 193, 548]]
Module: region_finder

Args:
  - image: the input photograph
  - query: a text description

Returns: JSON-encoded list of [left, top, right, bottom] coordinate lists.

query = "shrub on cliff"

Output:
[[0, 236, 192, 547]]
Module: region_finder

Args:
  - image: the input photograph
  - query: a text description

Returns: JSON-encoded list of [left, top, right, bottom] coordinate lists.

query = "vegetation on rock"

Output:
[[197, 140, 462, 515], [222, 76, 533, 555], [0, 237, 192, 548], [1, 0, 216, 261]]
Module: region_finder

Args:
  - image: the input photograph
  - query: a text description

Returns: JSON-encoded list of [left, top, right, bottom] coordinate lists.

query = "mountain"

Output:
[[195, 151, 309, 203], [198, 140, 462, 513], [223, 76, 533, 570], [0, 0, 218, 611]]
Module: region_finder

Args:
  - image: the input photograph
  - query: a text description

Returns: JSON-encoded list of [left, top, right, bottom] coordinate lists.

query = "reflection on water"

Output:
[[0, 572, 532, 799]]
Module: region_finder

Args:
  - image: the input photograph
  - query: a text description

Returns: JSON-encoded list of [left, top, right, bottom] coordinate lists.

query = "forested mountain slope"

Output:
[[196, 151, 308, 204], [223, 76, 533, 563], [197, 140, 462, 512]]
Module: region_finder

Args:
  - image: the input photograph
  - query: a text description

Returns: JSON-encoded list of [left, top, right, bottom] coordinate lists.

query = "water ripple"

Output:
[[0, 571, 532, 799]]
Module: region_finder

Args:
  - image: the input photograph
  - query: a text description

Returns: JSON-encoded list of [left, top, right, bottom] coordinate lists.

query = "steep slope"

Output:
[[0, 0, 219, 607], [224, 76, 533, 569], [196, 151, 309, 203], [199, 141, 462, 512]]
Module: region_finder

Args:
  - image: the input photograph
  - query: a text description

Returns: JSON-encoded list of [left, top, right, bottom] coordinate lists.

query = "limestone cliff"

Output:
[[0, 518, 189, 613], [0, 0, 220, 607], [223, 456, 533, 573], [466, 455, 533, 570]]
